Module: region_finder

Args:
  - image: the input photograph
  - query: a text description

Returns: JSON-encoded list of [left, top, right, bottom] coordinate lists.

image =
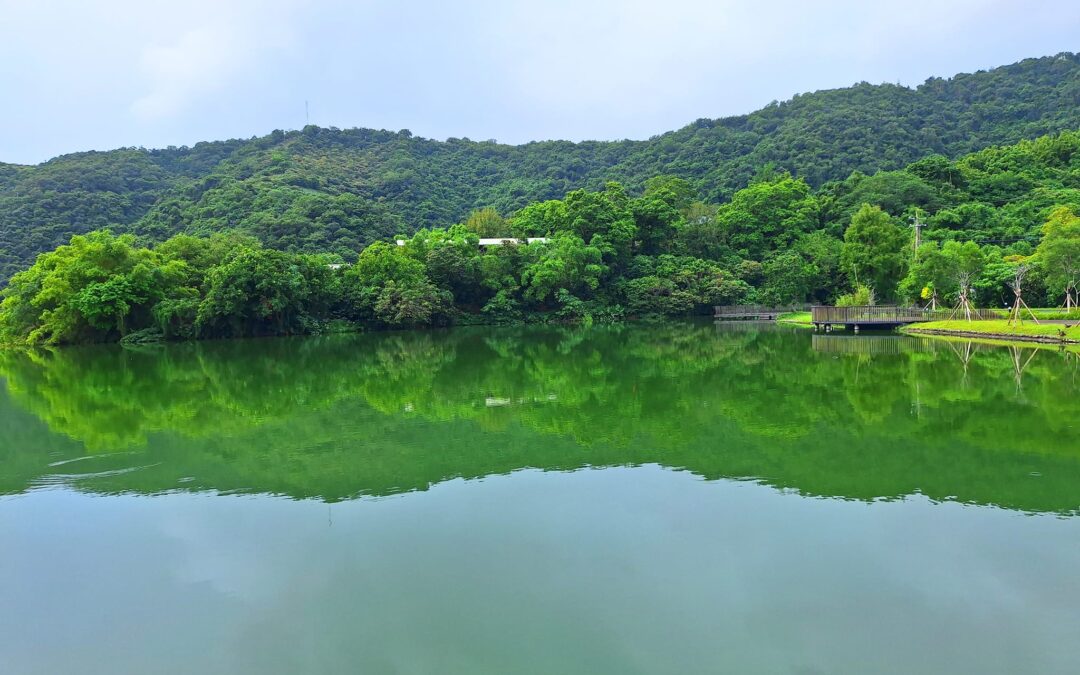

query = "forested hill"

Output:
[[2, 52, 1080, 282]]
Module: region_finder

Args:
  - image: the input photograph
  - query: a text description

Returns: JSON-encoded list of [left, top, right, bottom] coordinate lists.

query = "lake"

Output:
[[2, 321, 1079, 674]]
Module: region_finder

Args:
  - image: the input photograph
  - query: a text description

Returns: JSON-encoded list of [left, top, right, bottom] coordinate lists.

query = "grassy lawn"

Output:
[[777, 311, 812, 325], [906, 319, 1080, 341], [987, 307, 1080, 320]]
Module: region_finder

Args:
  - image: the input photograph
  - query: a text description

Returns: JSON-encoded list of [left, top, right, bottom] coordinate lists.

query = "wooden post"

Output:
[[1008, 264, 1039, 326]]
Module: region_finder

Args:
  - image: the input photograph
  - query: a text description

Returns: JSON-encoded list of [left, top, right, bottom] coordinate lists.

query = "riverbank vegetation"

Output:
[[0, 182, 753, 345], [3, 126, 1080, 345], [904, 319, 1080, 343], [2, 53, 1079, 284]]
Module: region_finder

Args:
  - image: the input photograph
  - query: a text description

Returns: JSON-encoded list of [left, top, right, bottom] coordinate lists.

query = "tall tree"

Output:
[[1035, 206, 1080, 309], [715, 174, 819, 261], [839, 204, 909, 301], [0, 231, 167, 344], [464, 208, 508, 238]]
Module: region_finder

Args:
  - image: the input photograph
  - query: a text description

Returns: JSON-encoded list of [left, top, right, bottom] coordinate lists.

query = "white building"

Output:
[[395, 238, 548, 247]]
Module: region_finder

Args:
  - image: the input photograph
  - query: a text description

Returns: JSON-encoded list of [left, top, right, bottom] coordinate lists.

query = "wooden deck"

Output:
[[811, 305, 998, 330], [715, 304, 811, 320]]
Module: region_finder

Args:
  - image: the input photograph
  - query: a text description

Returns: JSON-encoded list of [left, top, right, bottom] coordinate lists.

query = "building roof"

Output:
[[395, 237, 548, 246]]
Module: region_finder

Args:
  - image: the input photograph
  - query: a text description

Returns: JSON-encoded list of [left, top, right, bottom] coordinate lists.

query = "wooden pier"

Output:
[[811, 305, 997, 332], [715, 304, 811, 321]]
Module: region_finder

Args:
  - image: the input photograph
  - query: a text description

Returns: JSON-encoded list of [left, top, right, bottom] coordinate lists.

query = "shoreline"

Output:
[[901, 325, 1079, 346], [767, 313, 1080, 349]]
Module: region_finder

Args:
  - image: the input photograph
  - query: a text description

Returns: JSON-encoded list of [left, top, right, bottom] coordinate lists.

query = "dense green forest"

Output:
[[3, 125, 1080, 345], [2, 53, 1080, 283]]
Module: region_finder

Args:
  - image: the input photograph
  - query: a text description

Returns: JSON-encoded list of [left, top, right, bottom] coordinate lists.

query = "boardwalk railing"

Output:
[[811, 305, 998, 325], [715, 304, 811, 319]]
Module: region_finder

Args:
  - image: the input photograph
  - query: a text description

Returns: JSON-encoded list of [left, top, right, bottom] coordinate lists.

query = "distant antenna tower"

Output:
[[305, 100, 309, 126]]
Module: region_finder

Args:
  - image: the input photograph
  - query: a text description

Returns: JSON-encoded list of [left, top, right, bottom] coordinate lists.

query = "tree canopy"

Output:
[[3, 53, 1079, 284], [6, 124, 1080, 345]]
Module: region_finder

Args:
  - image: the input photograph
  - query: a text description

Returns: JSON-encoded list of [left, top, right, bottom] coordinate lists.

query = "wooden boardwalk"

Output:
[[715, 304, 811, 321], [811, 305, 998, 331]]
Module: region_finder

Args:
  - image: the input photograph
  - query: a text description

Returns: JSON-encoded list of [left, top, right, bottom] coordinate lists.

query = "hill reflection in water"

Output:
[[1, 321, 1078, 514]]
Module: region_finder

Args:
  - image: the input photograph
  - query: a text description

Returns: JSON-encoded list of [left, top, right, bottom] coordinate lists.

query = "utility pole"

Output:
[[909, 208, 925, 262]]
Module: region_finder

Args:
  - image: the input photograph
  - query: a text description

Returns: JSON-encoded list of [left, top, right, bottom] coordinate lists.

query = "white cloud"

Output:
[[129, 1, 302, 122], [0, 0, 1078, 162], [132, 26, 249, 121]]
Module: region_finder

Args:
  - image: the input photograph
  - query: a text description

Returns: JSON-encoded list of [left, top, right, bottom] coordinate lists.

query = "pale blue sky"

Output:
[[1, 0, 1078, 164]]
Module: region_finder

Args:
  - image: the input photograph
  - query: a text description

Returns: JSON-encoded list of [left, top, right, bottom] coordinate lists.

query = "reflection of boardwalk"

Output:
[[812, 334, 941, 355], [714, 320, 787, 333]]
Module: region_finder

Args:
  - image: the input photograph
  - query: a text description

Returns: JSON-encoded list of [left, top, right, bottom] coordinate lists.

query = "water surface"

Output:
[[2, 322, 1079, 674]]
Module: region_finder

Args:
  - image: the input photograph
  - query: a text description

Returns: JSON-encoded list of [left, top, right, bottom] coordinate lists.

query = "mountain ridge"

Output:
[[2, 51, 1079, 281], [9, 53, 1078, 167]]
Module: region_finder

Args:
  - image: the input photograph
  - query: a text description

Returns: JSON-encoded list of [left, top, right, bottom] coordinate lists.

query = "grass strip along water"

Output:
[[902, 319, 1080, 345]]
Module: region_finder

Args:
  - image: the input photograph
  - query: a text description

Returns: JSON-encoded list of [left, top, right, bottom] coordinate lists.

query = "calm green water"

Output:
[[2, 322, 1080, 674]]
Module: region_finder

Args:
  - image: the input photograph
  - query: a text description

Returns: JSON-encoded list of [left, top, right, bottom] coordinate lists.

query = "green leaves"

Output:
[[6, 115, 1080, 344], [463, 208, 509, 238], [373, 279, 451, 327], [1034, 206, 1080, 305], [0, 231, 164, 344], [5, 53, 1080, 287], [73, 277, 135, 332], [341, 240, 450, 327], [0, 230, 349, 345], [196, 248, 338, 337], [622, 255, 748, 316], [522, 234, 606, 305], [840, 205, 910, 302], [715, 174, 820, 261]]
